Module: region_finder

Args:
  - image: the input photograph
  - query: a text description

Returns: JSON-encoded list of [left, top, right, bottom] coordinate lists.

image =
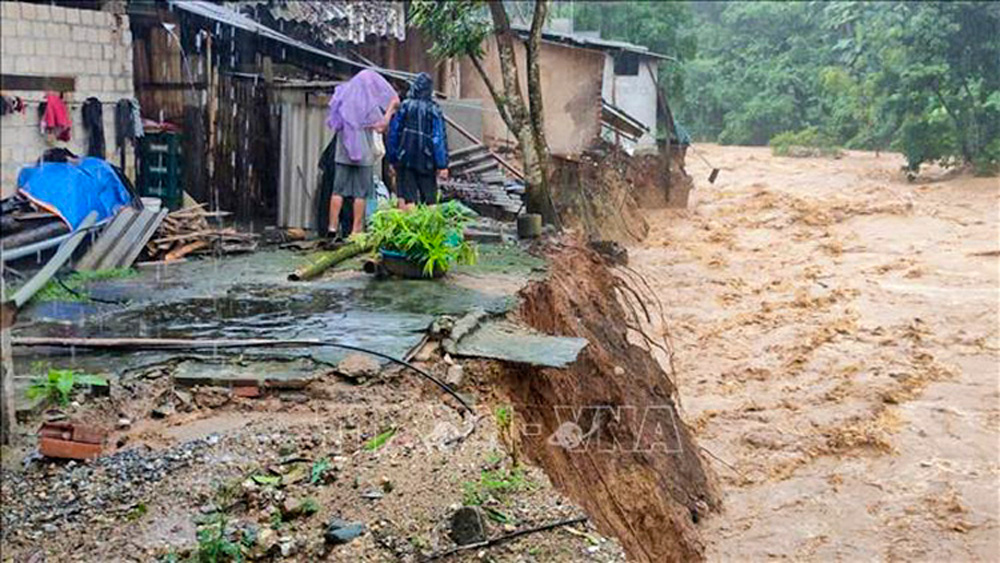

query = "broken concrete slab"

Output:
[[335, 353, 381, 381], [452, 319, 588, 368]]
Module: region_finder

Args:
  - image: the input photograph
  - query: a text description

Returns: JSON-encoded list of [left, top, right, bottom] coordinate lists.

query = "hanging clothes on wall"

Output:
[[1, 95, 25, 116], [81, 97, 106, 159], [114, 98, 144, 169], [40, 92, 71, 141]]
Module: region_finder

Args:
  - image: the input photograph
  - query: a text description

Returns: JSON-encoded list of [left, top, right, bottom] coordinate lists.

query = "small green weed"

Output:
[[495, 405, 512, 431], [26, 368, 107, 406], [126, 502, 148, 522], [364, 428, 396, 452], [30, 268, 137, 303], [300, 497, 321, 516], [462, 466, 532, 506], [195, 512, 242, 562], [310, 457, 331, 484]]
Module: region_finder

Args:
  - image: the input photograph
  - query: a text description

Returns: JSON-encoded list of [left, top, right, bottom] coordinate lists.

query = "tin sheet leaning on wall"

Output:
[[277, 88, 334, 230]]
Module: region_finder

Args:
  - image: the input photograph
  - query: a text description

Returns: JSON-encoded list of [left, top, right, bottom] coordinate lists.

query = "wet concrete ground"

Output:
[[12, 244, 544, 401]]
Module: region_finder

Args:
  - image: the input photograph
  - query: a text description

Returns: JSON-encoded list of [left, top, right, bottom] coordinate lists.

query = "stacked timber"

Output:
[[146, 204, 257, 262]]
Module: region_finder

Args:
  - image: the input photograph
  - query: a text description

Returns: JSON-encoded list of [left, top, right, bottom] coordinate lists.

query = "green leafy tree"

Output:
[[411, 0, 557, 222], [674, 1, 999, 173]]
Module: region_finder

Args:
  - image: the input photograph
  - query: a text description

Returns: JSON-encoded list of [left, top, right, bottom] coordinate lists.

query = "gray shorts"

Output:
[[333, 164, 374, 199]]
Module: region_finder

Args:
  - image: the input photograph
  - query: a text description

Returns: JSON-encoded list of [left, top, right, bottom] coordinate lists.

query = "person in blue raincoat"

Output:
[[386, 73, 449, 208]]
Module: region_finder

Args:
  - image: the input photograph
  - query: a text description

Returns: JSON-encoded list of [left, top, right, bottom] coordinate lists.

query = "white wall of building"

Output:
[[601, 54, 658, 149], [0, 1, 135, 198]]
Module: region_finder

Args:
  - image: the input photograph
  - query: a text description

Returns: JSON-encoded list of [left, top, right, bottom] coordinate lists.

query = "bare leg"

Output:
[[329, 195, 344, 236], [351, 197, 367, 234]]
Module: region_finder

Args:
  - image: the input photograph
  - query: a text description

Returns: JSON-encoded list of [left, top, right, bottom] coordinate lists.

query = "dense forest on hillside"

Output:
[[563, 1, 1000, 173]]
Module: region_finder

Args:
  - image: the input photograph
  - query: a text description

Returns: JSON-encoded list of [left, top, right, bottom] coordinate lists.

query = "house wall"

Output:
[[602, 56, 658, 148], [0, 1, 135, 198], [459, 40, 603, 156]]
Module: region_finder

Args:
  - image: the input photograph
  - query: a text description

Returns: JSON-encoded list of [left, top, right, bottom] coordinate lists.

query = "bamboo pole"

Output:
[[288, 242, 370, 281]]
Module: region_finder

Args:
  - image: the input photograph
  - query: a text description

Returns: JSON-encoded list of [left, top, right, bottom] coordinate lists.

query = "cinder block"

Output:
[[34, 4, 51, 21], [21, 2, 36, 20], [2, 2, 22, 20], [66, 7, 80, 25], [103, 44, 114, 60], [117, 77, 131, 92], [42, 56, 59, 75], [103, 76, 115, 92], [50, 5, 66, 23], [49, 40, 63, 57], [80, 8, 94, 26], [16, 20, 31, 37], [71, 26, 87, 43], [35, 40, 48, 56]]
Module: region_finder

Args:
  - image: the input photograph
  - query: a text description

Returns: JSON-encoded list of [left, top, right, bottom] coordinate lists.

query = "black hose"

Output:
[[54, 274, 126, 305]]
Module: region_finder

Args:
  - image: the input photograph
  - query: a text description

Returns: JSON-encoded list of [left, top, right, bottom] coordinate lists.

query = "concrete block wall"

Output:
[[0, 1, 135, 198]]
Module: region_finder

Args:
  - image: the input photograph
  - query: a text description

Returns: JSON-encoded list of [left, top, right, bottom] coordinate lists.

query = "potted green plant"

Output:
[[356, 200, 478, 278]]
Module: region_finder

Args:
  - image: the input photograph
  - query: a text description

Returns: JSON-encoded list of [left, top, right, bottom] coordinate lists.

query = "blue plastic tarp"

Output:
[[17, 158, 132, 230]]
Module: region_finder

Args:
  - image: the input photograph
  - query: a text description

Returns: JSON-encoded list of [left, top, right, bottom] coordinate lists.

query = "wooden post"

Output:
[[1, 325, 15, 446]]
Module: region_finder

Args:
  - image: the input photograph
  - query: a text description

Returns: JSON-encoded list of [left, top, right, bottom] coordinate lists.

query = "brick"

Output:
[[16, 20, 30, 37], [71, 26, 87, 42], [233, 385, 262, 398], [50, 5, 66, 23], [35, 4, 50, 20], [66, 7, 80, 24], [21, 2, 36, 20], [71, 425, 106, 445], [39, 437, 103, 460], [80, 8, 94, 25], [35, 40, 48, 56]]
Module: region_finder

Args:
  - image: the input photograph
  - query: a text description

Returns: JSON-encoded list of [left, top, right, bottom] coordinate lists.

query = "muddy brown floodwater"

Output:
[[633, 145, 998, 561]]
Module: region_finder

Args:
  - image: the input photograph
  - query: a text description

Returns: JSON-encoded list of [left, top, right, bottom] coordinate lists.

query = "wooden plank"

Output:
[[115, 209, 168, 269], [0, 74, 75, 92], [75, 207, 139, 272], [93, 209, 156, 271]]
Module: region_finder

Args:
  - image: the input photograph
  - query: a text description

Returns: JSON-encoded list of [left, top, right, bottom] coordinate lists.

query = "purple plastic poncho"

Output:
[[326, 70, 398, 163]]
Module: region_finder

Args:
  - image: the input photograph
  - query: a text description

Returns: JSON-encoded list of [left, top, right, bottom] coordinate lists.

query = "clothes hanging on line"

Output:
[[81, 97, 106, 159], [1, 95, 26, 116], [40, 92, 71, 141], [114, 98, 143, 148]]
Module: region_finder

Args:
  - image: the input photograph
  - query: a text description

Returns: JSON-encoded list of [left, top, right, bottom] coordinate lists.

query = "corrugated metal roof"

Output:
[[169, 1, 416, 82], [511, 24, 676, 62], [233, 1, 405, 46], [602, 99, 649, 139]]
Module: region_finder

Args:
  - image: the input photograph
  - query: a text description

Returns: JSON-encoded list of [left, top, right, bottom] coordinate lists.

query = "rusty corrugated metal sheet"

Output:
[[277, 90, 334, 230]]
